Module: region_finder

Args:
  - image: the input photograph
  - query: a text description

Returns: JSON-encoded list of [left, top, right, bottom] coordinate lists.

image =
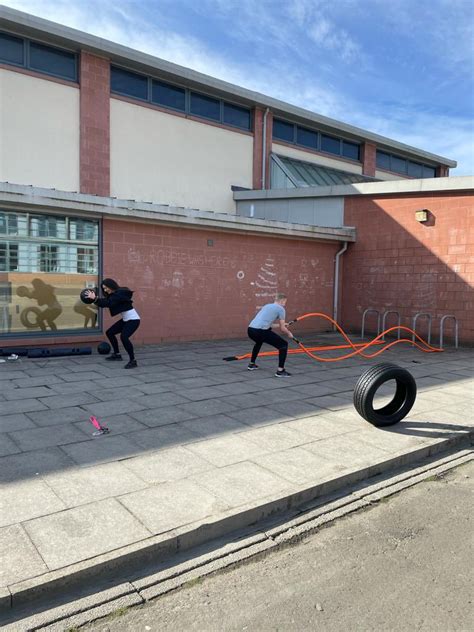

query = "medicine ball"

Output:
[[97, 341, 111, 355], [80, 289, 95, 304]]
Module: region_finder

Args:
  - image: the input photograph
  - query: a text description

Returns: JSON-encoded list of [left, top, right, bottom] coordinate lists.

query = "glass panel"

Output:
[[296, 126, 318, 149], [190, 92, 220, 120], [407, 161, 423, 177], [391, 155, 407, 174], [0, 31, 24, 65], [152, 80, 185, 111], [111, 66, 148, 100], [376, 151, 391, 169], [321, 134, 341, 155], [223, 103, 251, 129], [342, 141, 360, 161], [273, 119, 294, 142], [423, 165, 436, 178], [29, 42, 76, 81], [0, 212, 100, 334]]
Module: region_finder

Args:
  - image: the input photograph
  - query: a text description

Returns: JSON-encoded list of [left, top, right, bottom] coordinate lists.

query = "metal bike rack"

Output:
[[381, 310, 401, 340], [361, 309, 380, 340], [439, 315, 459, 349], [412, 312, 432, 344]]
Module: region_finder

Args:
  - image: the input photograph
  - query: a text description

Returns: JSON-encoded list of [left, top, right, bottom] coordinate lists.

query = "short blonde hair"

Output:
[[276, 293, 287, 300]]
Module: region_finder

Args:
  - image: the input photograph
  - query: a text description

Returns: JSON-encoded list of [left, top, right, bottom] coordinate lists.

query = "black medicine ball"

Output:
[[80, 289, 95, 304], [97, 341, 111, 355]]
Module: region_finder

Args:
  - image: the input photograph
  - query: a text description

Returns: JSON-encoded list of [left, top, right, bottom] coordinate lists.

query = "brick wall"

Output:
[[80, 52, 110, 196], [102, 218, 339, 344], [342, 192, 474, 344]]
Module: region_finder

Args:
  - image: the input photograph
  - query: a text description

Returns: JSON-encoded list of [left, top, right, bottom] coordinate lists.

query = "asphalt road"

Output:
[[89, 461, 474, 632]]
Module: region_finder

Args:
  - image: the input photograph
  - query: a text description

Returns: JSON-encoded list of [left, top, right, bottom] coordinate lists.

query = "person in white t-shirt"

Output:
[[247, 293, 294, 377], [85, 278, 140, 369]]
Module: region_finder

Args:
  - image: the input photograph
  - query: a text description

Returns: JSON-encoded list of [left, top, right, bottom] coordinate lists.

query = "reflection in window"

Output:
[[0, 243, 19, 272], [39, 245, 59, 272], [76, 247, 97, 274]]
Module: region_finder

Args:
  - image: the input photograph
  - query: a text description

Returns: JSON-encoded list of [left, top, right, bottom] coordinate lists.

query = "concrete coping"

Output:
[[233, 175, 474, 201], [0, 182, 356, 243]]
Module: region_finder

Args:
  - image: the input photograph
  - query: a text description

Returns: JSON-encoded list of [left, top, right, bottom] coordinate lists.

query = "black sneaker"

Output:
[[247, 363, 259, 371], [275, 369, 291, 378], [106, 353, 122, 361], [124, 360, 137, 369]]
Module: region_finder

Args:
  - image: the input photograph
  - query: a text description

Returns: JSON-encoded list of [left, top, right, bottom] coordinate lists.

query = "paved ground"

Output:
[[85, 460, 474, 632], [0, 334, 472, 613]]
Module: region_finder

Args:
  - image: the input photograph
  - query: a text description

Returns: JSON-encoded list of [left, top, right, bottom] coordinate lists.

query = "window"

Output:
[[273, 119, 294, 142], [70, 219, 98, 241], [423, 165, 436, 178], [296, 126, 318, 149], [190, 92, 220, 121], [29, 42, 76, 81], [321, 134, 341, 155], [111, 66, 148, 100], [76, 248, 97, 274], [376, 151, 391, 170], [152, 80, 185, 111], [0, 212, 19, 236], [342, 141, 360, 161], [30, 215, 67, 239], [0, 31, 23, 66], [376, 150, 438, 178], [407, 161, 423, 178], [223, 103, 251, 130], [39, 245, 59, 272], [0, 243, 19, 272], [391, 155, 407, 174]]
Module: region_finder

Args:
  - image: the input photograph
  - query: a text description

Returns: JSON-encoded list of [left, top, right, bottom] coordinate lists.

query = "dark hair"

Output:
[[101, 278, 119, 292]]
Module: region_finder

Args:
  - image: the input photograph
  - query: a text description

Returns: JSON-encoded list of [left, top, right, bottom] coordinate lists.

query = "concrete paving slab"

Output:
[[130, 424, 204, 452], [129, 406, 198, 427], [8, 424, 88, 452], [182, 414, 249, 438], [302, 434, 392, 468], [177, 398, 239, 417], [3, 386, 55, 400], [41, 380, 99, 395], [238, 424, 314, 452], [185, 434, 269, 467], [122, 446, 214, 484], [0, 434, 21, 457], [25, 406, 90, 426], [0, 525, 48, 586], [0, 399, 48, 415], [0, 414, 36, 433], [0, 447, 75, 483], [225, 406, 291, 427], [0, 479, 65, 527], [118, 479, 228, 534], [74, 415, 147, 438], [24, 498, 151, 570], [44, 462, 147, 508], [179, 386, 231, 401]]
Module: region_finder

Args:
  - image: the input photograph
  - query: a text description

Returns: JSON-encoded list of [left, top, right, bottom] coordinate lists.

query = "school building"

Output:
[[0, 6, 473, 348]]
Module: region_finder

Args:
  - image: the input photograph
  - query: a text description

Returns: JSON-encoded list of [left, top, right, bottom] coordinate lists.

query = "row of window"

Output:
[[0, 212, 98, 241], [0, 241, 98, 274], [111, 66, 251, 130], [376, 151, 436, 178], [0, 31, 77, 81], [272, 119, 361, 162]]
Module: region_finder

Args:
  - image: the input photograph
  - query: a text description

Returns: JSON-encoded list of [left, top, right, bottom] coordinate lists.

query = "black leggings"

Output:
[[106, 319, 140, 360], [248, 327, 288, 368]]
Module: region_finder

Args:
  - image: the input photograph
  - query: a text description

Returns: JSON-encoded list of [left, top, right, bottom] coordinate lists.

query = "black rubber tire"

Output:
[[353, 363, 417, 427]]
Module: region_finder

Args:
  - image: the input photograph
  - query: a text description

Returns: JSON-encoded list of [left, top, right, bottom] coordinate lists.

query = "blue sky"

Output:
[[4, 0, 474, 174]]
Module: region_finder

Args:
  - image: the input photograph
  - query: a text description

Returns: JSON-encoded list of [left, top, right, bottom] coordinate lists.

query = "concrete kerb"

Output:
[[2, 430, 472, 623], [3, 447, 472, 632]]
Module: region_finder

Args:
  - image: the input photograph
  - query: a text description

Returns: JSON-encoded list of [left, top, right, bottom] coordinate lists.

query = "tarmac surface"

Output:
[[0, 333, 472, 616]]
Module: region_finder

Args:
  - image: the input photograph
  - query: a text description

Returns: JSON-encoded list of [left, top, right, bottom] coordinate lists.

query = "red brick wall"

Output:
[[80, 51, 110, 196], [342, 192, 474, 344], [252, 108, 273, 189], [361, 142, 376, 177], [102, 218, 339, 343]]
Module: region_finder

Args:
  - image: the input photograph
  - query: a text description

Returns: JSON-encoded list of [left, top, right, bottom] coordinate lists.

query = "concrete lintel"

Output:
[[0, 183, 356, 243], [233, 175, 474, 201]]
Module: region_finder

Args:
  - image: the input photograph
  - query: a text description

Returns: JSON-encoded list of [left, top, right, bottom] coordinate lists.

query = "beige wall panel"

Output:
[[272, 142, 363, 175], [110, 99, 253, 213], [0, 69, 79, 190]]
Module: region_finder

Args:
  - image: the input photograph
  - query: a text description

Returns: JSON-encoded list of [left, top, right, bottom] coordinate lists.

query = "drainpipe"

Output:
[[261, 108, 270, 189], [333, 241, 348, 330]]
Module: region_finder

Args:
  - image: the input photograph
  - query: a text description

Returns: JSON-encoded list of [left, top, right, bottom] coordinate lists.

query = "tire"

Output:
[[353, 363, 417, 427]]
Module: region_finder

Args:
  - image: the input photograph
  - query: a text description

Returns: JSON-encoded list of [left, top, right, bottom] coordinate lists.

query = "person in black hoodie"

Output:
[[85, 278, 140, 369]]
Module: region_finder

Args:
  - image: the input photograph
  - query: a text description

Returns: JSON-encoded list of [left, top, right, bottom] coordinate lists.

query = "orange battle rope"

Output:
[[223, 312, 443, 363]]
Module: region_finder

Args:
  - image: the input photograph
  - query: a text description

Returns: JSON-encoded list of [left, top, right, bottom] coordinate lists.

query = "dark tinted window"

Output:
[[0, 32, 24, 65], [152, 80, 185, 111], [321, 134, 340, 155], [342, 141, 360, 161], [407, 161, 423, 177], [223, 103, 251, 129], [111, 66, 148, 100], [296, 126, 318, 149], [423, 165, 436, 178], [273, 119, 294, 142], [29, 42, 76, 81], [190, 92, 220, 120], [391, 155, 406, 174], [376, 151, 391, 169]]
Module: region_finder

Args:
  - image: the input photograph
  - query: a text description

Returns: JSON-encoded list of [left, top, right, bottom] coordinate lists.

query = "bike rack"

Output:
[[412, 312, 432, 344], [439, 315, 459, 349], [361, 309, 380, 340], [381, 310, 401, 340]]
